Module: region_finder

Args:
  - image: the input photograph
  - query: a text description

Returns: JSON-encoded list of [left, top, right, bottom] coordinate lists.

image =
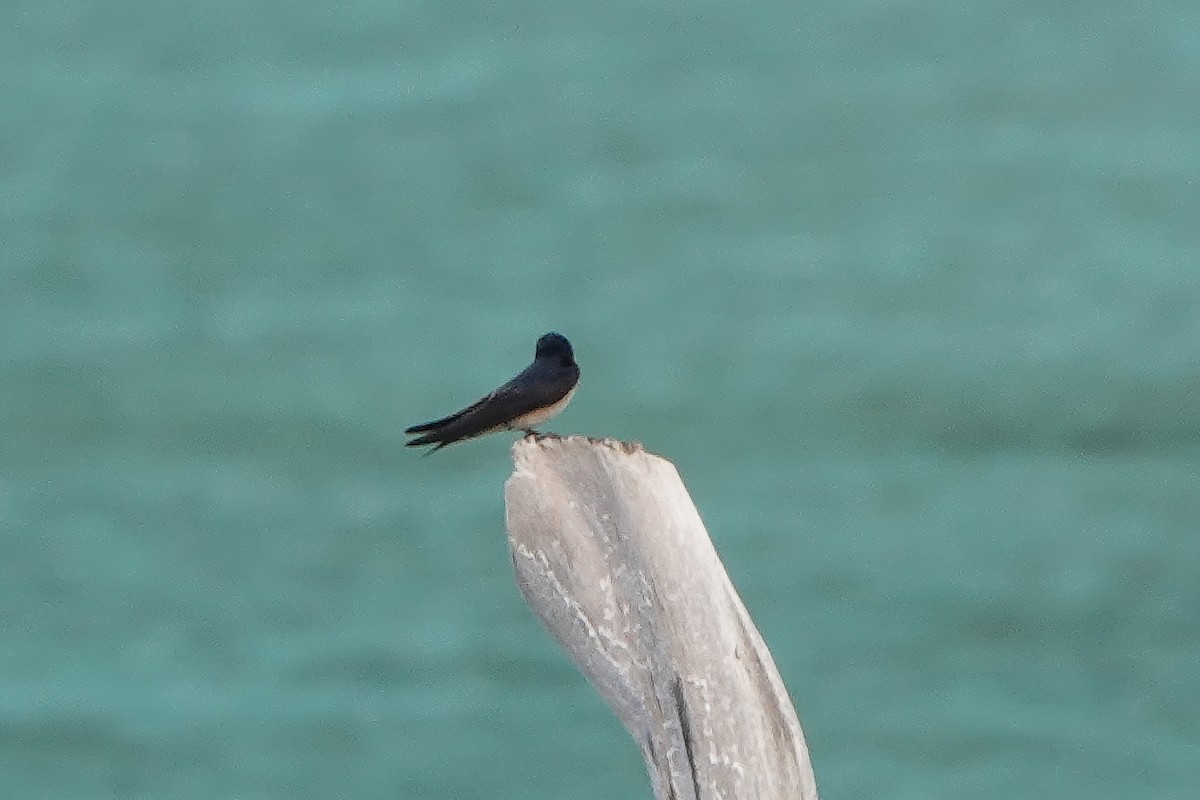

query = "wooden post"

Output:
[[504, 435, 819, 800]]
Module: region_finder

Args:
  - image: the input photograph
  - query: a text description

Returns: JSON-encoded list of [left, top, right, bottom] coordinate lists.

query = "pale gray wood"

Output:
[[504, 435, 819, 800]]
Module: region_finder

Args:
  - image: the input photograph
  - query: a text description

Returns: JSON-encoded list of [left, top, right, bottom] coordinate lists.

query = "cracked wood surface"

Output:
[[504, 435, 819, 800]]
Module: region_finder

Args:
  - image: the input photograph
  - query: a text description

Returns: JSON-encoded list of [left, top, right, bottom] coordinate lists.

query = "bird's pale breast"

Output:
[[508, 385, 576, 429]]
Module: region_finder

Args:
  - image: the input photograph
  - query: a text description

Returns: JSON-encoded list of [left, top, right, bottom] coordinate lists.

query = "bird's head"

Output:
[[535, 332, 575, 365]]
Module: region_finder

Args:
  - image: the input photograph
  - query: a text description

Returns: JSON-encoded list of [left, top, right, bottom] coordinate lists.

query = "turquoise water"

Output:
[[3, 1, 1198, 797]]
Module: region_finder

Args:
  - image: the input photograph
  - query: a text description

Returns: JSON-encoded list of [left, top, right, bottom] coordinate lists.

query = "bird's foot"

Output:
[[522, 429, 563, 441]]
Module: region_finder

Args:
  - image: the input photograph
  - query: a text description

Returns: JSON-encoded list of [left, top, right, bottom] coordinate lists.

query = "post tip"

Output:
[[512, 433, 646, 456]]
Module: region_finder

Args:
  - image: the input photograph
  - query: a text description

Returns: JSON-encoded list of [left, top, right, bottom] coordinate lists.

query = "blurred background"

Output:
[[2, 0, 1198, 798]]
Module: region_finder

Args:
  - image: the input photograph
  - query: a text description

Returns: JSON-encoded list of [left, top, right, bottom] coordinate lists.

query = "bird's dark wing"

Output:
[[403, 400, 483, 435], [405, 366, 576, 450]]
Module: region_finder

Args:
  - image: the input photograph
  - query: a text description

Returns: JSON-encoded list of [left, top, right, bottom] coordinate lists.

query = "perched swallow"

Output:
[[405, 332, 579, 452]]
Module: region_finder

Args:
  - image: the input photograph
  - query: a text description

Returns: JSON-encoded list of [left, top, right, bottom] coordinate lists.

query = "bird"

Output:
[[405, 332, 579, 452]]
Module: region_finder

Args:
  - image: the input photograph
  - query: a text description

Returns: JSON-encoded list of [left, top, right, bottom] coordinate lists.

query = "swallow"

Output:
[[405, 332, 579, 452]]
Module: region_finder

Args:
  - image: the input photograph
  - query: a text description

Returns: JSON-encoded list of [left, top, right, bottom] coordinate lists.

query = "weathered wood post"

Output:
[[504, 435, 819, 800]]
